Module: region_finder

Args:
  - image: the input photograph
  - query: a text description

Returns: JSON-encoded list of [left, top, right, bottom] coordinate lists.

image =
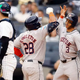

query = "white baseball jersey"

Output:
[[0, 21, 14, 54], [14, 25, 48, 63], [57, 17, 80, 60]]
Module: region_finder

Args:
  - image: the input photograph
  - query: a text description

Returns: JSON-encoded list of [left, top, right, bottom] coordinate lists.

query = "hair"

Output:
[[32, 2, 38, 12], [1, 13, 8, 17], [67, 5, 74, 10], [28, 1, 32, 4], [38, 10, 43, 13]]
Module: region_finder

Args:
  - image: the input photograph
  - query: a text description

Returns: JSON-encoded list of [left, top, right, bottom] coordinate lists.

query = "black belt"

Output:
[[4, 54, 14, 56], [61, 57, 76, 63], [27, 60, 42, 65]]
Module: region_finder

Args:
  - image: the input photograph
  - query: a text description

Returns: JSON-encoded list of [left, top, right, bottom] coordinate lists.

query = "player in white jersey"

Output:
[[0, 2, 17, 80], [14, 12, 59, 80], [53, 6, 80, 80]]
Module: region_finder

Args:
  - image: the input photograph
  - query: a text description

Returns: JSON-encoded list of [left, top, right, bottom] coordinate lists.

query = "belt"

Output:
[[4, 54, 14, 56], [27, 60, 42, 65], [61, 57, 76, 63]]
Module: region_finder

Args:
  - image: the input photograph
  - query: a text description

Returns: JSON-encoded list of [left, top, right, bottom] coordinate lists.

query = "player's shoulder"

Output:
[[0, 21, 12, 28], [72, 30, 80, 38], [73, 30, 79, 35], [19, 31, 28, 37], [37, 24, 47, 31]]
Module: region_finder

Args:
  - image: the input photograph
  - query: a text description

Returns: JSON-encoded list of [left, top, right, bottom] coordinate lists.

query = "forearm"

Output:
[[49, 12, 56, 23], [14, 47, 23, 58], [0, 36, 9, 60]]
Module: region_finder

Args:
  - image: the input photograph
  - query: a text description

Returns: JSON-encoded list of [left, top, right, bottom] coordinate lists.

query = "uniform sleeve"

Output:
[[74, 34, 80, 51], [56, 17, 64, 35], [37, 24, 48, 40], [14, 34, 22, 49], [0, 22, 12, 38]]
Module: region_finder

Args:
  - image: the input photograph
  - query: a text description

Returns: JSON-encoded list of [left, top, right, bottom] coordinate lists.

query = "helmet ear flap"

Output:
[[36, 22, 41, 27], [33, 22, 41, 29]]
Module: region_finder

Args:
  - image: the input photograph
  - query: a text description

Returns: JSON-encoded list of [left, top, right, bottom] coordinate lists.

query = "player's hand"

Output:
[[19, 57, 24, 65], [60, 5, 67, 17]]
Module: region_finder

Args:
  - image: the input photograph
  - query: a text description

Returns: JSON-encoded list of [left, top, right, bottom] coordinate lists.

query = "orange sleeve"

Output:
[[49, 12, 55, 17], [14, 47, 23, 58], [49, 12, 56, 23]]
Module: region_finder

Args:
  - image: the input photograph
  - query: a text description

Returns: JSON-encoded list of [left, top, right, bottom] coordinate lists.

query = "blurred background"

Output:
[[0, 0, 80, 80]]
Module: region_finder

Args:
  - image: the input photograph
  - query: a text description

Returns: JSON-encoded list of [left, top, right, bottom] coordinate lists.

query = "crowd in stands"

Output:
[[0, 0, 79, 35]]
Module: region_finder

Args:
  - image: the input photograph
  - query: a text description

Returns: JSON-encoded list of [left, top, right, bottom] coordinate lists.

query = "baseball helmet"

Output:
[[0, 2, 11, 14], [66, 13, 78, 27], [24, 16, 41, 30]]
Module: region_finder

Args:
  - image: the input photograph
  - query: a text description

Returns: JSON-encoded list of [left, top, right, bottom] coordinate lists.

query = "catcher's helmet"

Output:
[[66, 13, 78, 27], [0, 2, 11, 14], [24, 16, 41, 30]]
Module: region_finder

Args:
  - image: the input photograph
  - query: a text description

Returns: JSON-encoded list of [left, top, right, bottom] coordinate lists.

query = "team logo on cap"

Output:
[[69, 14, 72, 17]]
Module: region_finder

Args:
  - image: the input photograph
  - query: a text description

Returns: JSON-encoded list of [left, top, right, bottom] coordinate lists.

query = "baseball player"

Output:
[[14, 13, 59, 80], [53, 6, 80, 80], [0, 2, 17, 80]]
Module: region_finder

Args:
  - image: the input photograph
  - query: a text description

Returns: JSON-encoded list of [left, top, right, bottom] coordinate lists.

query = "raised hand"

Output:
[[60, 5, 67, 17]]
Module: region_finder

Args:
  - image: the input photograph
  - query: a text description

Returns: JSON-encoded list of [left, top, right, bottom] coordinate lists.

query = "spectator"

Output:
[[12, 0, 18, 6], [67, 4, 74, 14], [4, 0, 19, 19], [46, 60, 60, 80], [55, 10, 60, 20], [14, 4, 30, 23], [46, 30, 59, 42], [31, 2, 38, 16], [26, 1, 32, 15], [38, 10, 49, 26]]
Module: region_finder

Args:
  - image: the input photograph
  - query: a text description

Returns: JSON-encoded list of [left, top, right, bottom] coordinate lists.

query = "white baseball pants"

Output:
[[2, 55, 17, 80], [22, 60, 44, 80], [53, 60, 79, 80]]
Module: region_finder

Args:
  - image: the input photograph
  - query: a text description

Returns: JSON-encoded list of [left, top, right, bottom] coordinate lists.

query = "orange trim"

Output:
[[14, 47, 23, 58], [60, 15, 64, 19], [49, 12, 55, 17]]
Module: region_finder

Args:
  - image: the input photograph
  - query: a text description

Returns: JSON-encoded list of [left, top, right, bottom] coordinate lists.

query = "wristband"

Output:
[[60, 15, 64, 19]]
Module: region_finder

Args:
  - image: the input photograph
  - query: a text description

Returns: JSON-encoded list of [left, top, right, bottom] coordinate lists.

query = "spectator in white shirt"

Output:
[[14, 4, 31, 23], [31, 2, 38, 16], [38, 10, 49, 26]]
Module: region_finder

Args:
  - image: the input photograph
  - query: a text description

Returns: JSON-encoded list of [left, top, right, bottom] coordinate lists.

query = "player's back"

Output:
[[15, 25, 48, 63]]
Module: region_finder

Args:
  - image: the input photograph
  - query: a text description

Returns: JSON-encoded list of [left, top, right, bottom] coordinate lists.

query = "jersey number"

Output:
[[66, 46, 69, 53], [23, 42, 34, 54]]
